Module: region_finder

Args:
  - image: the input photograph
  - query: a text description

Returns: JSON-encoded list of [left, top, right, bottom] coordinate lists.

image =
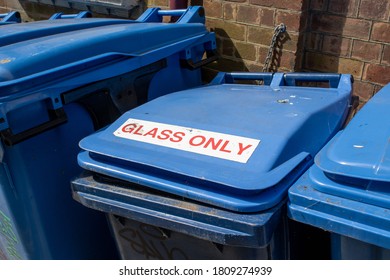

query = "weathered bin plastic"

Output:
[[71, 72, 353, 259], [288, 83, 390, 260], [0, 11, 21, 25], [49, 11, 92, 20], [0, 6, 216, 260]]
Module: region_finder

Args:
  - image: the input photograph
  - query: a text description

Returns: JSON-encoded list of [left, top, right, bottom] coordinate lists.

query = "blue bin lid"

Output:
[[314, 83, 390, 208], [0, 6, 216, 133], [288, 168, 390, 250], [78, 72, 353, 212], [0, 19, 206, 85]]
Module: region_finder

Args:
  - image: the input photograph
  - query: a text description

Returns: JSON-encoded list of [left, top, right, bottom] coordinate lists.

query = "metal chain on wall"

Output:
[[262, 23, 287, 72]]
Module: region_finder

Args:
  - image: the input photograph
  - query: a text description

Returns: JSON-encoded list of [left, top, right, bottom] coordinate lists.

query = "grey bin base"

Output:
[[108, 214, 288, 260]]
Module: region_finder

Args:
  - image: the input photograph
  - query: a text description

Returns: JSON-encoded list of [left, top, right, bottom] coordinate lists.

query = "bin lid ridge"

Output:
[[77, 77, 352, 212], [0, 23, 207, 83], [315, 83, 390, 183], [0, 19, 136, 47]]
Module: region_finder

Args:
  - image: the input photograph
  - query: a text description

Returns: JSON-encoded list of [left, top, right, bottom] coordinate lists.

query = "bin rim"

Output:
[[314, 83, 390, 184], [76, 72, 353, 212]]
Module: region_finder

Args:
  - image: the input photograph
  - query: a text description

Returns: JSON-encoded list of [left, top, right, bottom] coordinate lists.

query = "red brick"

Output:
[[353, 80, 376, 102], [281, 32, 300, 52], [258, 46, 269, 63], [374, 85, 383, 95], [208, 57, 246, 72], [249, 0, 303, 11], [234, 42, 257, 61], [153, 0, 169, 7], [305, 33, 323, 51], [259, 7, 274, 27], [304, 52, 363, 76], [338, 58, 364, 77], [371, 22, 390, 43], [258, 48, 297, 72], [278, 50, 297, 70], [364, 64, 390, 85], [311, 14, 371, 40], [221, 39, 235, 57], [223, 3, 236, 21], [322, 35, 351, 56], [310, 0, 327, 11], [249, 0, 273, 6], [237, 5, 260, 25], [273, 0, 304, 11], [359, 0, 390, 20], [204, 1, 223, 19], [247, 63, 264, 73], [276, 11, 302, 32], [352, 40, 382, 63], [383, 45, 390, 65], [2, 0, 24, 10], [264, 50, 297, 72], [328, 0, 359, 17], [248, 26, 274, 45], [207, 18, 247, 41]]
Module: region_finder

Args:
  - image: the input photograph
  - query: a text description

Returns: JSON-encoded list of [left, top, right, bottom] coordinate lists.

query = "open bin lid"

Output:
[[78, 72, 353, 212], [0, 6, 217, 135], [0, 7, 208, 85], [313, 83, 390, 208]]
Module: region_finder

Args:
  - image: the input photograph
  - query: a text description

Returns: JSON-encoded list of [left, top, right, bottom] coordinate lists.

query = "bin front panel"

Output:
[[72, 174, 287, 250], [0, 103, 118, 259], [313, 83, 390, 207], [78, 74, 352, 212]]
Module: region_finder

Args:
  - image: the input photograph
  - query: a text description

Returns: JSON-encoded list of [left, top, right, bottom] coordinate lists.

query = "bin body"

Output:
[[288, 83, 390, 259], [0, 6, 215, 259], [0, 103, 116, 259], [72, 72, 353, 259]]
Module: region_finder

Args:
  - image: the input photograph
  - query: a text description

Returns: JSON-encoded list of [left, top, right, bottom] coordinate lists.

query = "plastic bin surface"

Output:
[[0, 12, 21, 25], [0, 6, 216, 144], [0, 6, 214, 259], [73, 174, 288, 258], [0, 6, 214, 96], [288, 83, 390, 256], [75, 72, 353, 213]]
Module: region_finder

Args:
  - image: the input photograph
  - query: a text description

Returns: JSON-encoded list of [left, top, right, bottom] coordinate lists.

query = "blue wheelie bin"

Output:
[[71, 72, 353, 259], [0, 11, 21, 25], [288, 83, 390, 260], [0, 6, 216, 260]]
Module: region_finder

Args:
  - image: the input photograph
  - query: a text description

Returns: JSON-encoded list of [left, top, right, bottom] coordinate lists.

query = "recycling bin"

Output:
[[0, 6, 216, 260], [48, 11, 92, 20], [288, 83, 390, 260], [71, 72, 353, 259], [0, 11, 21, 25]]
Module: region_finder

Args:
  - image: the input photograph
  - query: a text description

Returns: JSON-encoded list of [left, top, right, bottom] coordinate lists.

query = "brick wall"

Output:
[[199, 0, 390, 103], [197, 0, 309, 81], [305, 0, 390, 103], [1, 0, 389, 103]]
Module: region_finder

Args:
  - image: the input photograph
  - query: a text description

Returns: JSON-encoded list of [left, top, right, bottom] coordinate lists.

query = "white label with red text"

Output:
[[113, 118, 260, 163]]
